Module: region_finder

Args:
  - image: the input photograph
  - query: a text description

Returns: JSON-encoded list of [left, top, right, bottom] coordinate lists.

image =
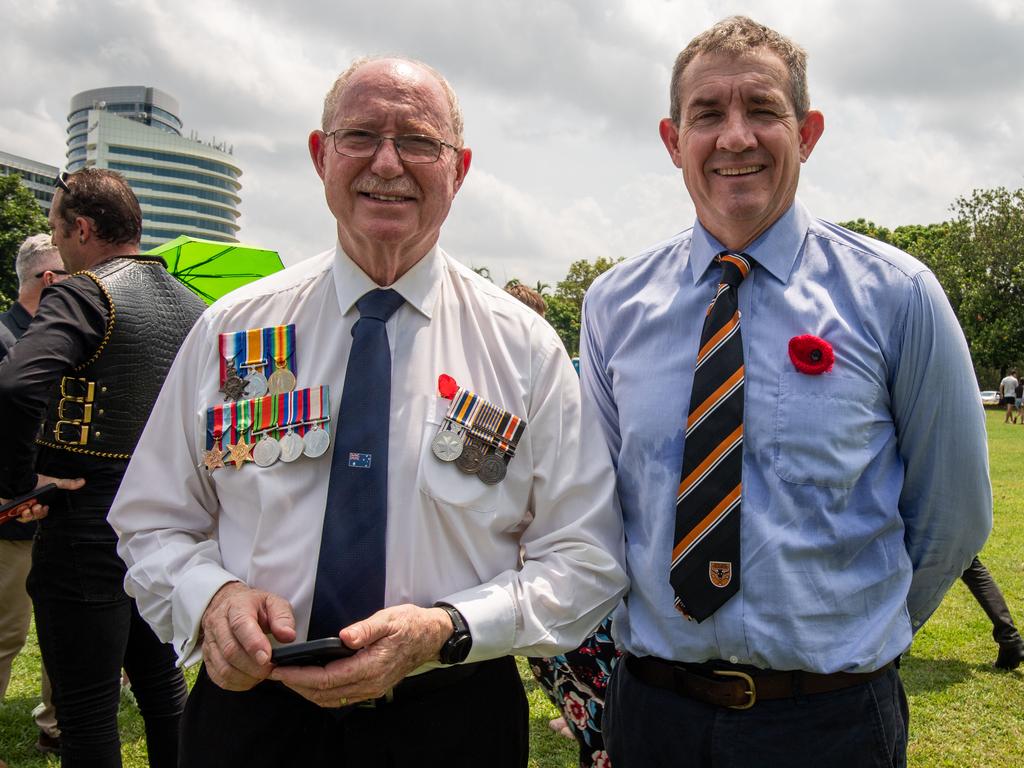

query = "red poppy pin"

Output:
[[788, 335, 834, 375]]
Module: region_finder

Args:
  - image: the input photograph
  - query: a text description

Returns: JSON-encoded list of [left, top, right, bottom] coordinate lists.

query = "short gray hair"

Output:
[[669, 16, 810, 124], [16, 233, 62, 288], [321, 56, 465, 146]]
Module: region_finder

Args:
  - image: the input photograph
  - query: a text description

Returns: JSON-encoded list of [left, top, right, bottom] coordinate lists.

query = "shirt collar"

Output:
[[10, 301, 32, 331], [331, 243, 443, 320], [689, 200, 811, 285]]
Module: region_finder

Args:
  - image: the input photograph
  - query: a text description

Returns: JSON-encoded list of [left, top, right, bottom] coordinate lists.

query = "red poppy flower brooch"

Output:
[[788, 335, 834, 375]]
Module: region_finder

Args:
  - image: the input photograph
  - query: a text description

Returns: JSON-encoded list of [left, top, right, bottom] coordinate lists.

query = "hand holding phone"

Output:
[[0, 483, 58, 525], [271, 637, 356, 667]]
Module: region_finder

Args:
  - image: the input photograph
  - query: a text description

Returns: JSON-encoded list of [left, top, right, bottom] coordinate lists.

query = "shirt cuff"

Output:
[[171, 565, 242, 666], [437, 582, 517, 664]]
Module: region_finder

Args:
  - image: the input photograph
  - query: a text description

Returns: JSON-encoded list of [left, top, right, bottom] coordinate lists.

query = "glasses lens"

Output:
[[395, 136, 441, 163], [54, 171, 71, 194], [333, 130, 380, 158]]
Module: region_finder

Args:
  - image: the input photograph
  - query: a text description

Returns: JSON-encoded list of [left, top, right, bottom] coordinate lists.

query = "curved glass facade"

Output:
[[137, 196, 239, 220], [108, 162, 239, 192], [130, 179, 239, 206], [144, 212, 237, 236], [108, 145, 240, 179]]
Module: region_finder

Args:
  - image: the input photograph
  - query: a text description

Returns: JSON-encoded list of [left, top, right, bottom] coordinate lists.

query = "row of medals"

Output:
[[250, 422, 330, 467], [431, 428, 510, 485], [221, 361, 296, 401]]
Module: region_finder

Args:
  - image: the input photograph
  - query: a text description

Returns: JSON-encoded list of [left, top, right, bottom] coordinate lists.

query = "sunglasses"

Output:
[[54, 171, 72, 194], [34, 269, 70, 279]]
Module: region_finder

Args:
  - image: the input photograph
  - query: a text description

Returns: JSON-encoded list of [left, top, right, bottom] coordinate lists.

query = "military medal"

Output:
[[229, 440, 253, 469], [252, 435, 281, 466], [204, 403, 232, 471], [244, 369, 269, 398], [301, 386, 331, 457], [478, 453, 507, 485], [279, 430, 304, 462], [455, 439, 486, 473], [431, 430, 464, 461], [221, 365, 248, 401], [251, 396, 281, 466], [221, 324, 297, 401], [202, 447, 225, 472], [268, 364, 296, 396]]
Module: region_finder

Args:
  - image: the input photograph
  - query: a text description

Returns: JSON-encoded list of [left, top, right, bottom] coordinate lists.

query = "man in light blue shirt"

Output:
[[582, 16, 991, 768]]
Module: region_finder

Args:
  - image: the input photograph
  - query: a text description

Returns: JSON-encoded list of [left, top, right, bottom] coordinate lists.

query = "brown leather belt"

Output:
[[626, 654, 892, 710]]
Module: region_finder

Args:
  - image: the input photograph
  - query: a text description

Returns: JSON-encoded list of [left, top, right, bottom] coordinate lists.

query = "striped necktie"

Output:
[[669, 252, 752, 622]]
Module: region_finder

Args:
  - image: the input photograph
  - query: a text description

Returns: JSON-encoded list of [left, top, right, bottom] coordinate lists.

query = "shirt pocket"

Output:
[[773, 373, 881, 489], [417, 414, 501, 515]]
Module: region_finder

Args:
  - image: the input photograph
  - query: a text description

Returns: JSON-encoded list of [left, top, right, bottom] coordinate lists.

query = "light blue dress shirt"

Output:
[[580, 200, 992, 673]]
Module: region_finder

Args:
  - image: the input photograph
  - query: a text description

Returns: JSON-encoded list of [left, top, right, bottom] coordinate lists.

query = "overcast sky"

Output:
[[3, 0, 1022, 285]]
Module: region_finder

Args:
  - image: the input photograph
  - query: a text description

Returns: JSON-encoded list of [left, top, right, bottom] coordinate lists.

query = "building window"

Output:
[[108, 162, 239, 192], [107, 146, 240, 179]]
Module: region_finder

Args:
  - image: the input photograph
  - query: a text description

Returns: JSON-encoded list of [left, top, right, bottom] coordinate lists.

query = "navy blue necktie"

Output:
[[308, 288, 405, 639]]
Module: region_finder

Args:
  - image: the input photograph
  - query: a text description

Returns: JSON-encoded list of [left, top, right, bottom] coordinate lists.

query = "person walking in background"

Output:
[[1015, 377, 1023, 424], [961, 557, 1024, 669], [581, 16, 991, 767], [0, 234, 67, 763], [0, 169, 202, 767], [1000, 369, 1018, 423]]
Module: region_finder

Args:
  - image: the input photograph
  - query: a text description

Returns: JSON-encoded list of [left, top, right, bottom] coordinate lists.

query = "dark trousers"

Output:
[[961, 556, 1022, 645], [28, 518, 187, 768], [604, 656, 908, 768], [181, 655, 528, 768]]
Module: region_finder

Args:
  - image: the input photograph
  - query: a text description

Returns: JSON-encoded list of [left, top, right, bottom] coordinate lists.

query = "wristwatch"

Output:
[[435, 603, 473, 665]]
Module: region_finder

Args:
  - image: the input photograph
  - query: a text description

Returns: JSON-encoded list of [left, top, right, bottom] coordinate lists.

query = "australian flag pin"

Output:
[[348, 452, 372, 469]]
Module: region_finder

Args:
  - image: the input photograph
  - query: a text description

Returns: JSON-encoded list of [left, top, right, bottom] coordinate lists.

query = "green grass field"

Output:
[[2, 408, 1022, 766]]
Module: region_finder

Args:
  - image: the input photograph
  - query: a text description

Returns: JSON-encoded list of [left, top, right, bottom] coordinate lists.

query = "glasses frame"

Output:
[[34, 269, 70, 280], [325, 129, 459, 164]]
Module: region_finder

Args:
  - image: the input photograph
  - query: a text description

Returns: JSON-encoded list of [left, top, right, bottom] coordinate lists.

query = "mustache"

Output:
[[353, 177, 420, 198]]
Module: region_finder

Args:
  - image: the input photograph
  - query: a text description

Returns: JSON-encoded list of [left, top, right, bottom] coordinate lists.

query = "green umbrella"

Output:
[[145, 235, 285, 305]]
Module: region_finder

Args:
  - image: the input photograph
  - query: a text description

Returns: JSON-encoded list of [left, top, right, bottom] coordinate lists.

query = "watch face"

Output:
[[445, 634, 472, 665]]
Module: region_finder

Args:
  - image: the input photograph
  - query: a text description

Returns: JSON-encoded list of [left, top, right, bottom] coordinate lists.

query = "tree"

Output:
[[546, 257, 621, 355], [0, 173, 50, 307]]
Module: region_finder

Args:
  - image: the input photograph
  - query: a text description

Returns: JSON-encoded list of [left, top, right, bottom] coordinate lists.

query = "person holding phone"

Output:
[[108, 57, 626, 768], [0, 169, 205, 767]]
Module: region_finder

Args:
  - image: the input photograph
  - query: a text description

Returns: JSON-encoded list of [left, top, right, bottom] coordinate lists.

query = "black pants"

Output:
[[181, 656, 528, 768], [961, 556, 1022, 645], [28, 516, 187, 768], [604, 657, 908, 768]]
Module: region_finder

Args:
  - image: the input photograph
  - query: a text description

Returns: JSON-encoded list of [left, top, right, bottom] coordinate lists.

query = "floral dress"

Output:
[[528, 615, 621, 768]]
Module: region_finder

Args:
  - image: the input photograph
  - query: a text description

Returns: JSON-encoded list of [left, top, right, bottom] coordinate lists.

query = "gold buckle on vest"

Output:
[[58, 400, 93, 422], [60, 377, 95, 402], [54, 420, 90, 446], [714, 670, 756, 709]]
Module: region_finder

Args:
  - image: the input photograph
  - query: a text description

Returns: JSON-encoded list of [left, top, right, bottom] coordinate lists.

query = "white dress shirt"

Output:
[[110, 244, 627, 668]]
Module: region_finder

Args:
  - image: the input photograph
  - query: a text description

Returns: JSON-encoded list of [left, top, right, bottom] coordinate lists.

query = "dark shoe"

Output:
[[35, 731, 61, 754], [994, 639, 1024, 670]]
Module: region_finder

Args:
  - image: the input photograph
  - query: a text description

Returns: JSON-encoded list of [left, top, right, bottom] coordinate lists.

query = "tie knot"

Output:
[[356, 289, 405, 323], [716, 252, 754, 289]]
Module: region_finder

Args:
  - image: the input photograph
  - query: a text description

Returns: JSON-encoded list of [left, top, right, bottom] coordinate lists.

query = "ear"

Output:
[[309, 130, 328, 180], [659, 118, 683, 169], [452, 147, 472, 194], [797, 110, 825, 162], [75, 216, 93, 244]]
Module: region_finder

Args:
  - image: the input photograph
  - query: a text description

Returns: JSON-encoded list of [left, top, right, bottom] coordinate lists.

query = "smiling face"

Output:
[[309, 59, 471, 283], [660, 48, 824, 250]]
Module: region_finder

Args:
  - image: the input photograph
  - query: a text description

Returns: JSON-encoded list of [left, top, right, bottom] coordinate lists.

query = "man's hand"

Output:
[[269, 604, 452, 707], [201, 582, 297, 691], [1, 475, 86, 523]]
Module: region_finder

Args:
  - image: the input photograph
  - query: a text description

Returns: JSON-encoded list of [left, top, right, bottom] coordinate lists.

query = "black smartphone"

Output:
[[271, 637, 356, 667], [0, 483, 58, 524]]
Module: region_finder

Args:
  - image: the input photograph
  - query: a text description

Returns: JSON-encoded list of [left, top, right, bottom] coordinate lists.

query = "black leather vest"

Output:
[[38, 256, 206, 459]]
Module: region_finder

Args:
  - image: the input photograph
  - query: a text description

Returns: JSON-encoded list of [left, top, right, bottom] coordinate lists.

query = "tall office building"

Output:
[[67, 86, 242, 251], [0, 150, 59, 214]]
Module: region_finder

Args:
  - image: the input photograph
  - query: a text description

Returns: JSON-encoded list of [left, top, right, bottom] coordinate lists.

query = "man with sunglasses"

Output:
[[0, 168, 205, 766], [0, 234, 67, 760], [109, 56, 626, 768]]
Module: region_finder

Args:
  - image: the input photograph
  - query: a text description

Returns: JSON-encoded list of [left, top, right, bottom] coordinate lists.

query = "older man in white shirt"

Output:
[[108, 56, 626, 768]]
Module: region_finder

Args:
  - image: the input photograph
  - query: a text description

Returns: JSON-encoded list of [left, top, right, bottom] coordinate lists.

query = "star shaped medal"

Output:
[[228, 440, 254, 470], [202, 447, 226, 472]]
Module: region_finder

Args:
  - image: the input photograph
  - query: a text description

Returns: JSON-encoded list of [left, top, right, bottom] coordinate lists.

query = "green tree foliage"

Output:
[[546, 257, 620, 355], [0, 174, 50, 307], [940, 187, 1024, 375]]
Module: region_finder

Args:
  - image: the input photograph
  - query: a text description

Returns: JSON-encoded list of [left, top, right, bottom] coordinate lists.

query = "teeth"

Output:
[[717, 166, 762, 176], [367, 193, 407, 201]]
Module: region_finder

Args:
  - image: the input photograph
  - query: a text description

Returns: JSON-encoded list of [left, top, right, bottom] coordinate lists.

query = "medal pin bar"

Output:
[[278, 388, 304, 463], [252, 394, 282, 467], [227, 399, 255, 470], [241, 328, 269, 398], [302, 386, 331, 458], [432, 388, 478, 462], [266, 324, 298, 395]]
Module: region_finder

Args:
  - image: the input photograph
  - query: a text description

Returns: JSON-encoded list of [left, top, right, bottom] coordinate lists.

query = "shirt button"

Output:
[[729, 655, 739, 664]]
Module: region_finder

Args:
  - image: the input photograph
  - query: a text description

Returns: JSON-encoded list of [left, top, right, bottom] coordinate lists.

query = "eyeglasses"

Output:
[[54, 171, 72, 194], [326, 129, 458, 164], [34, 269, 69, 279]]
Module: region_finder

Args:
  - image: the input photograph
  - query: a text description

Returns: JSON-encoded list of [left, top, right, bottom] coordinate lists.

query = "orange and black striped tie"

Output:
[[670, 252, 752, 622]]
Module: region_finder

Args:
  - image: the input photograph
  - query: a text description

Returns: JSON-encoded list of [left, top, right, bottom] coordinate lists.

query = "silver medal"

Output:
[[455, 441, 486, 474], [244, 370, 269, 398], [279, 430, 304, 462], [252, 435, 281, 467], [478, 454, 507, 485], [267, 367, 297, 396], [431, 429, 465, 462], [303, 426, 331, 458]]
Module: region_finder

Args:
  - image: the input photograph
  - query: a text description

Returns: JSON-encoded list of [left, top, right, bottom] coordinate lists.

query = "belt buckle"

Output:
[[714, 669, 756, 709], [354, 688, 395, 708], [53, 420, 89, 446]]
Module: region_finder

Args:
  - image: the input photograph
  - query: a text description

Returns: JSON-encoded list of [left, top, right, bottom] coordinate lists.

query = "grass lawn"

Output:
[[2, 408, 1022, 766]]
